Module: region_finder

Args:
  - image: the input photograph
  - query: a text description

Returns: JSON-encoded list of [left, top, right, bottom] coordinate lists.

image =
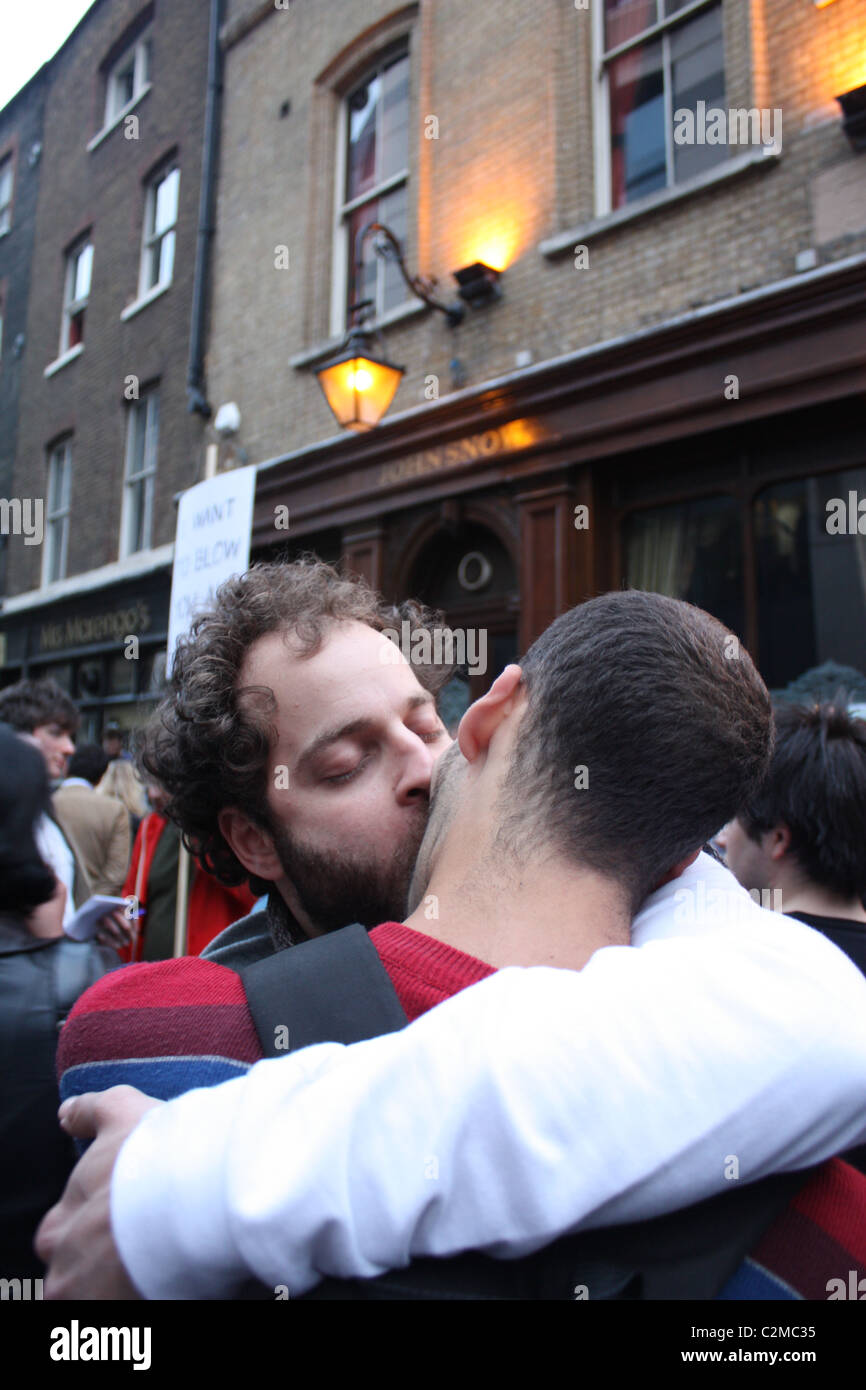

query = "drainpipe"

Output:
[[186, 0, 224, 418]]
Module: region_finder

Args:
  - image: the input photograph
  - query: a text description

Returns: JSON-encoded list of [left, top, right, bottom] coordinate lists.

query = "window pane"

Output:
[[624, 495, 744, 637], [145, 393, 159, 472], [108, 653, 136, 696], [157, 228, 175, 284], [0, 158, 11, 203], [347, 74, 381, 201], [671, 4, 727, 184], [380, 55, 409, 182], [346, 198, 379, 312], [127, 401, 148, 478], [74, 243, 93, 301], [147, 241, 161, 290], [380, 183, 408, 314], [604, 0, 659, 50], [129, 477, 145, 552], [664, 0, 694, 13], [118, 61, 135, 107], [68, 308, 85, 348], [48, 453, 62, 511], [609, 40, 666, 207], [154, 169, 179, 235], [755, 471, 866, 690], [45, 525, 61, 582]]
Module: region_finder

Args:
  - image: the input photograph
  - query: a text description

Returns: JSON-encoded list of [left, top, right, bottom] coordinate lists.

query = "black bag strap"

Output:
[[240, 922, 408, 1058]]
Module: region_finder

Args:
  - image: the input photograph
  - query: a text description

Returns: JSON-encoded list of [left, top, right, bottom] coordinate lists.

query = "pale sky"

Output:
[[0, 0, 98, 111]]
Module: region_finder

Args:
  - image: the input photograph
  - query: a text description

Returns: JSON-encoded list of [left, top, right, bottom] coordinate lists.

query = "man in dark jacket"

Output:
[[0, 729, 115, 1278]]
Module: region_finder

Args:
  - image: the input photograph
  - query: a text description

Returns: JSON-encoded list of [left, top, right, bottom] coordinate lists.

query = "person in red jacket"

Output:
[[122, 782, 256, 961]]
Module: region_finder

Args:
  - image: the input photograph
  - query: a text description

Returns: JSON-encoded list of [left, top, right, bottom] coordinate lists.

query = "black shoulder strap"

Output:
[[240, 922, 408, 1058]]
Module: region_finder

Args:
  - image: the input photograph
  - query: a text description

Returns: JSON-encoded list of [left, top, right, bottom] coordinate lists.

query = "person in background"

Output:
[[97, 758, 148, 842], [53, 745, 131, 903], [0, 680, 80, 930], [0, 728, 115, 1278], [717, 698, 866, 976], [122, 780, 257, 961], [102, 721, 133, 763]]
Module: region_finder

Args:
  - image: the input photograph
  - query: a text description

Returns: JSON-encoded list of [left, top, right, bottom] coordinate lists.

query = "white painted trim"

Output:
[[44, 343, 84, 377], [540, 145, 780, 257], [591, 0, 610, 218], [330, 91, 349, 340], [86, 83, 152, 153], [2, 543, 175, 615], [120, 281, 170, 321]]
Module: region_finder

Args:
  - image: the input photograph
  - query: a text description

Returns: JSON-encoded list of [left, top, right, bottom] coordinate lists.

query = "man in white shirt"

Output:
[[37, 589, 866, 1297]]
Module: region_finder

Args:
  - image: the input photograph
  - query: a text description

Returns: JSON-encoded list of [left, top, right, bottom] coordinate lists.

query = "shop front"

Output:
[[0, 571, 171, 744]]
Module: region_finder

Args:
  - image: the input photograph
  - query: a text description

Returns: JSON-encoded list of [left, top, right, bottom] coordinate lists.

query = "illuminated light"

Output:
[[315, 330, 404, 432]]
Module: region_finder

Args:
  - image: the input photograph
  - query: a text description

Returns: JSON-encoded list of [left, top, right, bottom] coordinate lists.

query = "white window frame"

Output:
[[593, 0, 724, 218], [60, 239, 93, 355], [139, 164, 179, 298], [0, 155, 13, 235], [43, 440, 72, 586], [104, 29, 152, 130], [120, 388, 159, 559], [331, 48, 411, 338]]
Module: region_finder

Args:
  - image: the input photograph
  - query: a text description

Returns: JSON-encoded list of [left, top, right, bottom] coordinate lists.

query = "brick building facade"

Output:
[[0, 68, 49, 601], [2, 0, 865, 726], [0, 0, 214, 739], [199, 0, 866, 710]]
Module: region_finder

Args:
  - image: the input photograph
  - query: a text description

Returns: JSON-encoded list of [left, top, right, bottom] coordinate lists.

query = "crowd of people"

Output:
[[2, 557, 866, 1300]]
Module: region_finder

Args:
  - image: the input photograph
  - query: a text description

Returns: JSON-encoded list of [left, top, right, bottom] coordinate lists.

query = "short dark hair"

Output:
[[0, 727, 57, 915], [141, 556, 454, 890], [739, 699, 866, 900], [67, 743, 110, 786], [0, 678, 79, 736], [499, 590, 774, 914]]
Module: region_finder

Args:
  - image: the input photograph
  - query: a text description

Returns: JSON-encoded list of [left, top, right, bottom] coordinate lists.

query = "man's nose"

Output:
[[61, 736, 75, 756], [394, 732, 438, 805], [715, 824, 729, 850]]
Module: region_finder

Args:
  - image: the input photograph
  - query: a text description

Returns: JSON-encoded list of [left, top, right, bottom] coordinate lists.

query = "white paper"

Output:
[[64, 894, 128, 941]]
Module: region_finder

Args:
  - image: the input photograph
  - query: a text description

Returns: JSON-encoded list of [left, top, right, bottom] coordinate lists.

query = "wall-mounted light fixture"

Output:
[[315, 319, 405, 433], [837, 83, 866, 151], [453, 261, 501, 307], [316, 222, 501, 431]]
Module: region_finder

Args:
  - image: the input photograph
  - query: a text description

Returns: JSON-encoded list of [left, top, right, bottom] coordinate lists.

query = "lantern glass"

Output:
[[316, 351, 404, 431]]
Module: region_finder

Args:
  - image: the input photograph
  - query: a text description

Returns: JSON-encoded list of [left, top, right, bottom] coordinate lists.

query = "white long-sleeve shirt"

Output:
[[111, 854, 866, 1299]]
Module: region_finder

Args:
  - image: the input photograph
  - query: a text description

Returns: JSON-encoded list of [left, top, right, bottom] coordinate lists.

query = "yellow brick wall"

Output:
[[207, 0, 866, 465]]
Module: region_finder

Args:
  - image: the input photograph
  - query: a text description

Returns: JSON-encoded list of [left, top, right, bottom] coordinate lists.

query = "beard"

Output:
[[267, 805, 429, 939]]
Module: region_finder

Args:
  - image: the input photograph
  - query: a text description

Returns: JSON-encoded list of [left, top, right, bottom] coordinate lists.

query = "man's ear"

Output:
[[217, 806, 283, 882], [457, 664, 524, 763], [764, 823, 792, 861]]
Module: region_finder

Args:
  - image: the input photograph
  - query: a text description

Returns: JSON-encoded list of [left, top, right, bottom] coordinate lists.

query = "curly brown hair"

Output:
[[141, 556, 454, 892]]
